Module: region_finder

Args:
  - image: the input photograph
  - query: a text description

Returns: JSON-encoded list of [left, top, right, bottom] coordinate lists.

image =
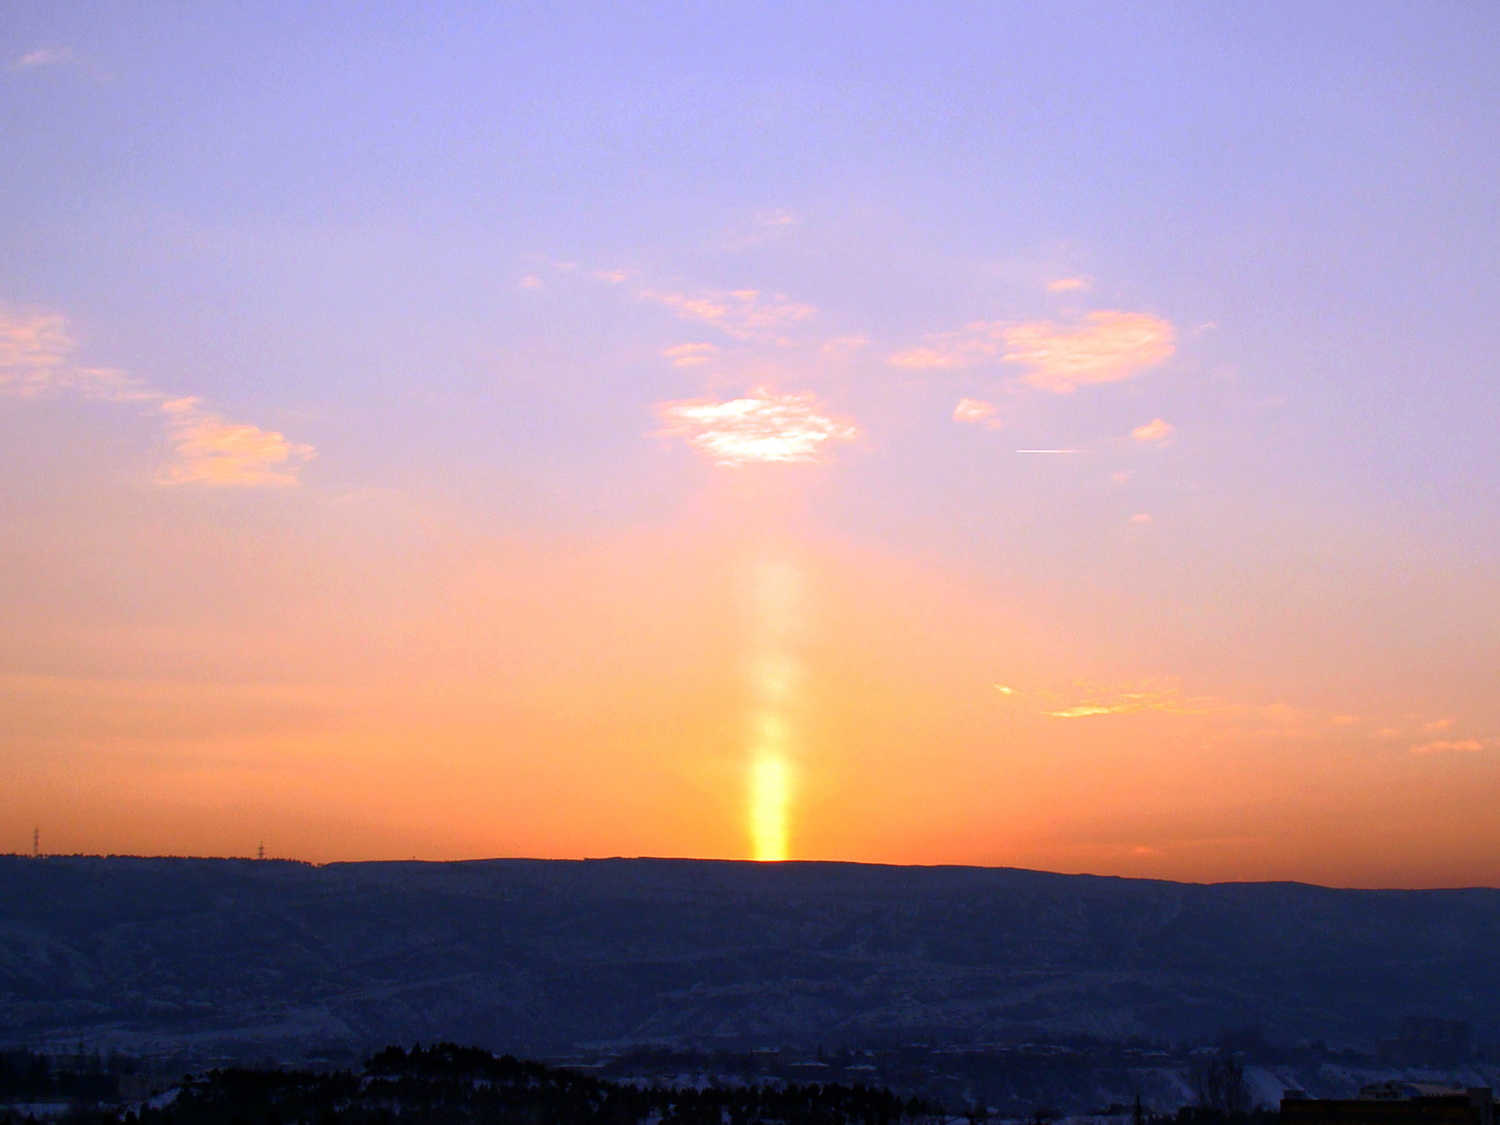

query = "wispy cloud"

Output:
[[1046, 277, 1090, 292], [157, 398, 314, 487], [820, 335, 869, 356], [1045, 683, 1217, 719], [755, 209, 800, 229], [655, 387, 859, 466], [1, 304, 313, 486], [890, 310, 1175, 392], [518, 275, 545, 290], [1, 309, 73, 394], [10, 47, 73, 70], [1411, 738, 1495, 755], [888, 343, 969, 370], [1, 308, 146, 401], [953, 398, 1001, 428], [640, 288, 815, 342], [662, 342, 719, 368], [1131, 417, 1176, 444]]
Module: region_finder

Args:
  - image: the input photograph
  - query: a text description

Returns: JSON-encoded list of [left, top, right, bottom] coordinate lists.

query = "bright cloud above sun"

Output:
[[0, 304, 314, 486], [655, 387, 859, 466], [890, 310, 1175, 393], [953, 398, 1001, 428]]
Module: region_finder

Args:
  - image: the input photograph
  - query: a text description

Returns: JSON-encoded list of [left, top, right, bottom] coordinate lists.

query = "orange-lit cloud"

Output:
[[1003, 312, 1176, 393], [663, 342, 720, 367], [641, 288, 815, 341], [953, 397, 1001, 428], [1131, 417, 1176, 444], [157, 398, 315, 487], [1046, 277, 1090, 292], [655, 387, 859, 466], [889, 310, 1175, 392]]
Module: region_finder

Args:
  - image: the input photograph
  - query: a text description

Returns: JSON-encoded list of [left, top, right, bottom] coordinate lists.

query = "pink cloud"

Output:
[[1003, 312, 1176, 393], [1131, 417, 1176, 444], [820, 335, 869, 356], [662, 342, 719, 368], [1046, 277, 1090, 292], [641, 288, 815, 342], [889, 310, 1175, 392], [10, 47, 73, 70], [889, 346, 961, 369], [655, 387, 859, 466]]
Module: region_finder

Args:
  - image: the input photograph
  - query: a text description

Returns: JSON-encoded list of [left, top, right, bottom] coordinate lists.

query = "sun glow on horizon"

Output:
[[749, 751, 791, 862]]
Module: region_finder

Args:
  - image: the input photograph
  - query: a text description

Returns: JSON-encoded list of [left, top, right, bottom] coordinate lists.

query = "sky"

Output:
[[3, 3, 1500, 886]]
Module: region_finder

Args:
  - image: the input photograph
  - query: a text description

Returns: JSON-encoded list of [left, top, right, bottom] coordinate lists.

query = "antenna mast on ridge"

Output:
[[32, 827, 38, 858], [257, 841, 265, 861]]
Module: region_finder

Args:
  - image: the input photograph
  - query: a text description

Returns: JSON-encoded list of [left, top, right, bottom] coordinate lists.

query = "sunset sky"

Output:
[[4, 4, 1500, 886]]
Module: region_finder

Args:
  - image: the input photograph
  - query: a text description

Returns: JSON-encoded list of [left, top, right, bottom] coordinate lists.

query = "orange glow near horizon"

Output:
[[0, 509, 1498, 889], [2, 509, 1500, 889]]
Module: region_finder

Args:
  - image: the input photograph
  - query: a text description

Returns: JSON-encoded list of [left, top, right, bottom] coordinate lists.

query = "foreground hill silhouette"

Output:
[[0, 1042, 939, 1125], [2, 856, 1499, 1056]]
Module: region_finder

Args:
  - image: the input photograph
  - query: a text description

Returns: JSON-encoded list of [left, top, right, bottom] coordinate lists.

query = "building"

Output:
[[1282, 1085, 1493, 1125]]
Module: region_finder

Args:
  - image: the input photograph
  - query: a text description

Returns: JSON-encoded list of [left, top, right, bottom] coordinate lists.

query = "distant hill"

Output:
[[1, 856, 1497, 1059]]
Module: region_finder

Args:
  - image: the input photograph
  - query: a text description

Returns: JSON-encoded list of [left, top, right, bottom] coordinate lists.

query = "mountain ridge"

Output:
[[3, 855, 1497, 1059]]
